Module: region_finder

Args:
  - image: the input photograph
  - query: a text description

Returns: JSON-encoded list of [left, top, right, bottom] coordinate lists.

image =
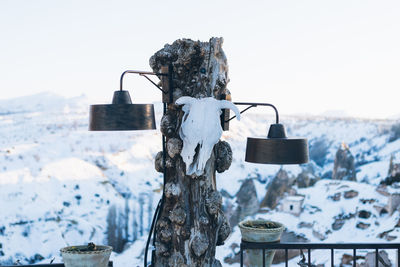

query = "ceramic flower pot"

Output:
[[239, 219, 284, 267], [60, 244, 112, 267]]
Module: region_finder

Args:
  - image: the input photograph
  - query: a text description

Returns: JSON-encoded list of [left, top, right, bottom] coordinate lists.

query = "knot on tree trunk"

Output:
[[190, 234, 209, 257], [156, 219, 173, 243], [206, 190, 222, 217], [167, 138, 183, 158], [165, 182, 181, 199], [161, 111, 178, 138], [216, 212, 231, 246], [154, 151, 174, 173], [215, 140, 233, 173], [169, 206, 186, 225]]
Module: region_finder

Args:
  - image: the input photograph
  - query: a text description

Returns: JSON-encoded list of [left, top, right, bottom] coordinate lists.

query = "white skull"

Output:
[[175, 96, 240, 176]]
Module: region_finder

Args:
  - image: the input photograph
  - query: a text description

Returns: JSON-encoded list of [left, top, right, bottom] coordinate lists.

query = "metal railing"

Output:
[[1, 262, 113, 267], [240, 241, 400, 267]]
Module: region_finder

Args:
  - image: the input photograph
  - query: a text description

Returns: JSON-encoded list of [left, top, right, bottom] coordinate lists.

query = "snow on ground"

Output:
[[0, 93, 161, 264], [0, 93, 399, 265], [216, 179, 400, 266]]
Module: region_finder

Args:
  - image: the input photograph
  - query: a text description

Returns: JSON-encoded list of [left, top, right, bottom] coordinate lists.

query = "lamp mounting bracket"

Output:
[[226, 102, 279, 124], [119, 66, 173, 103]]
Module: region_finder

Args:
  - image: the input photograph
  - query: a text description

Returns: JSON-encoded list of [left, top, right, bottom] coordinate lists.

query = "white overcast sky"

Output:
[[1, 0, 399, 119]]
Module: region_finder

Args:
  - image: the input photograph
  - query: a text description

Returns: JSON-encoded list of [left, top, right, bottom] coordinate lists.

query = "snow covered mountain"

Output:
[[0, 93, 399, 266]]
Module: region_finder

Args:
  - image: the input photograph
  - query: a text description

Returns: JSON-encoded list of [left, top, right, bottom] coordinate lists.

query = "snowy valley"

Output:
[[0, 93, 399, 266]]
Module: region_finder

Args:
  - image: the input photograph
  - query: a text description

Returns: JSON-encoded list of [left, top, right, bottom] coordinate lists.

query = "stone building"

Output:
[[388, 193, 400, 215], [281, 195, 305, 216], [375, 185, 400, 215]]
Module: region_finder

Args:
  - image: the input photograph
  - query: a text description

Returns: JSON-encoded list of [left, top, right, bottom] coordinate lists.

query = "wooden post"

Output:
[[150, 38, 233, 267]]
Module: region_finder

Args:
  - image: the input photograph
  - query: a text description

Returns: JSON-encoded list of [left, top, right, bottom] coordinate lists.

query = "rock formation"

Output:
[[228, 178, 259, 228], [332, 143, 356, 181], [295, 164, 319, 188], [260, 169, 293, 209], [381, 155, 400, 185]]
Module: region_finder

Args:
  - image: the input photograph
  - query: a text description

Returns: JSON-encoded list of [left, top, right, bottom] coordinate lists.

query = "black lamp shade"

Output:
[[245, 124, 309, 164], [89, 90, 156, 131]]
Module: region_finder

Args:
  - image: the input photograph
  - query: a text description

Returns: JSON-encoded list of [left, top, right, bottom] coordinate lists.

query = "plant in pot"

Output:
[[60, 242, 112, 267], [238, 219, 284, 267]]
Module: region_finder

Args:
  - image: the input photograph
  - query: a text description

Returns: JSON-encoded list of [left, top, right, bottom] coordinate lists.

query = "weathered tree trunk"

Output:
[[150, 38, 232, 267]]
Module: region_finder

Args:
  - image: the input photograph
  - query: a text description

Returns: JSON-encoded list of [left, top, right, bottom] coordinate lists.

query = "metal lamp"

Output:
[[232, 102, 309, 165], [89, 90, 156, 131], [89, 69, 171, 131], [245, 123, 308, 164]]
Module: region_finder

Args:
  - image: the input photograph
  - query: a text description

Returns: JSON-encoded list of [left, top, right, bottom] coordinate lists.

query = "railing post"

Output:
[[262, 248, 266, 267], [285, 248, 288, 267], [397, 248, 399, 267], [240, 244, 243, 267]]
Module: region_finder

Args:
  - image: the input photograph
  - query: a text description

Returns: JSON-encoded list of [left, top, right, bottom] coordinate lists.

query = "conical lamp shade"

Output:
[[245, 124, 308, 164], [89, 91, 156, 131]]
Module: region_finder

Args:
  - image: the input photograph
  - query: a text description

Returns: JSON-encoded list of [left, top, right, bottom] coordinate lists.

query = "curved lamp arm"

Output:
[[119, 70, 168, 93], [227, 102, 280, 124]]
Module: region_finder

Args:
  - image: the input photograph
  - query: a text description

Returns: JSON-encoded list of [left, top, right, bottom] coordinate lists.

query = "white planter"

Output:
[[60, 245, 112, 267], [239, 220, 284, 267]]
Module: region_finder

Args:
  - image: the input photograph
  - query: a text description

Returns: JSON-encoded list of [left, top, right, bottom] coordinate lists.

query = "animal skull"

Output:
[[175, 96, 240, 176]]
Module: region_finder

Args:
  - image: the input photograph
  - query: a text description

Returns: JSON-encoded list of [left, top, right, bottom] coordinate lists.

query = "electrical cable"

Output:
[[144, 199, 161, 267], [144, 102, 167, 267]]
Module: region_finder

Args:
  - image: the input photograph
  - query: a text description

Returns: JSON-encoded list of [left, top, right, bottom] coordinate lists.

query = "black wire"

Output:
[[144, 199, 162, 267], [144, 103, 168, 267]]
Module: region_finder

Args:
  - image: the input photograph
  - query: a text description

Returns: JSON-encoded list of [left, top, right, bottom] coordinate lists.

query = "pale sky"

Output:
[[1, 0, 399, 119]]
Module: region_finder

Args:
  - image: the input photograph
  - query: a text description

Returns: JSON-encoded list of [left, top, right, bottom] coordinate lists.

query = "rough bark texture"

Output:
[[150, 38, 232, 267]]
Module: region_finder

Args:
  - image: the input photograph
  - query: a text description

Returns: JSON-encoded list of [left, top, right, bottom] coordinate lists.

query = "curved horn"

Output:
[[176, 96, 194, 106], [219, 100, 241, 120]]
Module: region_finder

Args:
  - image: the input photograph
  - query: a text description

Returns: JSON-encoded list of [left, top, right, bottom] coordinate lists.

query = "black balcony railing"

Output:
[[240, 241, 400, 267], [1, 262, 113, 267]]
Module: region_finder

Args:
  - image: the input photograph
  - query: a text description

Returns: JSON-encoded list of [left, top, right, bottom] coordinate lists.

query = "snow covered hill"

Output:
[[0, 93, 399, 266], [219, 179, 400, 266]]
